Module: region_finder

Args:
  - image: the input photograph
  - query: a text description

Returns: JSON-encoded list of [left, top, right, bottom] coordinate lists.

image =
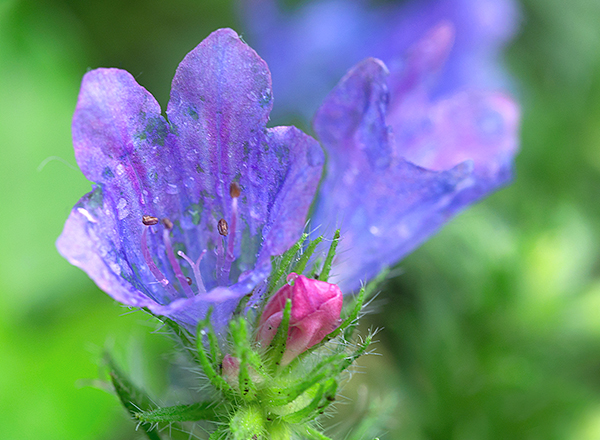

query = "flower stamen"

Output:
[[162, 226, 195, 298], [141, 226, 179, 300], [178, 249, 207, 294], [142, 215, 159, 226], [217, 182, 241, 286], [227, 182, 240, 262]]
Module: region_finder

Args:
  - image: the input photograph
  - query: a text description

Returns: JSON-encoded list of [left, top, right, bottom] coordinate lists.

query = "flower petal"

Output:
[[58, 29, 324, 330], [57, 188, 152, 306], [167, 29, 323, 281], [65, 69, 187, 305], [312, 53, 518, 291], [241, 0, 520, 120]]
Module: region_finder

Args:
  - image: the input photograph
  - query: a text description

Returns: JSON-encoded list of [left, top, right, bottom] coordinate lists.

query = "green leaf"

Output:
[[105, 354, 161, 440], [135, 401, 219, 422]]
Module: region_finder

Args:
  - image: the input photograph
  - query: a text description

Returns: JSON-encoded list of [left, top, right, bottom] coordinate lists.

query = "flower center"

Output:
[[140, 182, 242, 300]]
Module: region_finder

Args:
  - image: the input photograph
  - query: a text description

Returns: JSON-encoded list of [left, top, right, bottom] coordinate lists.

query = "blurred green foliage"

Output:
[[2, 0, 600, 439]]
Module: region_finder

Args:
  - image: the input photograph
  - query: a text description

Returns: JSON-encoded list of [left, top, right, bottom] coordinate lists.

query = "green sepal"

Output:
[[135, 401, 219, 422], [105, 354, 161, 440], [264, 352, 346, 406], [319, 229, 340, 281], [268, 233, 307, 293], [196, 312, 234, 398], [229, 317, 265, 374], [230, 405, 265, 440], [238, 350, 258, 401], [336, 333, 373, 375], [281, 379, 337, 424], [208, 427, 229, 440], [233, 292, 252, 317], [159, 315, 201, 364], [342, 285, 366, 341], [255, 233, 307, 329], [229, 319, 258, 400], [266, 298, 292, 372], [302, 425, 333, 440], [292, 235, 323, 275], [272, 336, 370, 407]]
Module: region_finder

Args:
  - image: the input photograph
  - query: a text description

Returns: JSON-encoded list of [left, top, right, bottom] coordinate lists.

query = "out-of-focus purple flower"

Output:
[[241, 0, 520, 121], [56, 29, 324, 330], [311, 25, 519, 291], [257, 273, 343, 365]]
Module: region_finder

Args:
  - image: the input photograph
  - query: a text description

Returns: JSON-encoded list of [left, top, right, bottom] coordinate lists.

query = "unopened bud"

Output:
[[257, 273, 343, 365]]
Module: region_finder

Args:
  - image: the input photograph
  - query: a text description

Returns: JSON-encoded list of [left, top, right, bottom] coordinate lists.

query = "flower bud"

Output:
[[257, 273, 343, 365], [221, 354, 241, 387]]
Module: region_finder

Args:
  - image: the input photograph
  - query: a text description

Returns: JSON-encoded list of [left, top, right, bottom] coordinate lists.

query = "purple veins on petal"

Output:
[[311, 28, 519, 292], [57, 29, 323, 330]]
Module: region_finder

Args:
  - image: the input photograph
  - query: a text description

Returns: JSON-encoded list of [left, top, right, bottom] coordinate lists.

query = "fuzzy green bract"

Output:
[[108, 233, 378, 440]]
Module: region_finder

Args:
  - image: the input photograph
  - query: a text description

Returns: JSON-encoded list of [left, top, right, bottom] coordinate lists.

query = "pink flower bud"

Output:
[[221, 354, 241, 386], [257, 273, 343, 365]]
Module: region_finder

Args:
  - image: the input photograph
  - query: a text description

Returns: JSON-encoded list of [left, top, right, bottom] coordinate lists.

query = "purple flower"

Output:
[[56, 29, 324, 330], [241, 0, 520, 120], [311, 25, 519, 291]]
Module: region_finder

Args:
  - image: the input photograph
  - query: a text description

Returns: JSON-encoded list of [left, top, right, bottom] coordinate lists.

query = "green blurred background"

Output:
[[2, 0, 600, 438]]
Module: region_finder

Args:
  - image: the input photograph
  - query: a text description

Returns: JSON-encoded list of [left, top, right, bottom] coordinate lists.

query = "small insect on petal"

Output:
[[218, 218, 229, 236], [142, 215, 159, 226], [186, 276, 193, 286]]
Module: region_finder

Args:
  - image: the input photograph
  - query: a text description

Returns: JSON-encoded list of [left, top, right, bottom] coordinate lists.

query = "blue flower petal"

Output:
[[58, 29, 323, 329], [312, 45, 519, 290]]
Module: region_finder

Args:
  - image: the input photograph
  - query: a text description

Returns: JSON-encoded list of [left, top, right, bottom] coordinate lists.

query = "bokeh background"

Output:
[[2, 0, 600, 438]]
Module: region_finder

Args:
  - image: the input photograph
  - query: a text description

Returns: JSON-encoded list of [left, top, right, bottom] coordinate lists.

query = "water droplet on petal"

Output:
[[116, 198, 129, 220], [166, 183, 179, 195], [109, 262, 121, 275]]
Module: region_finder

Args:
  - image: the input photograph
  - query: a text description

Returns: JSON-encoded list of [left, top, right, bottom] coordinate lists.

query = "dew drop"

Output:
[[116, 198, 129, 220], [166, 183, 179, 195], [77, 207, 97, 223], [109, 262, 121, 275]]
